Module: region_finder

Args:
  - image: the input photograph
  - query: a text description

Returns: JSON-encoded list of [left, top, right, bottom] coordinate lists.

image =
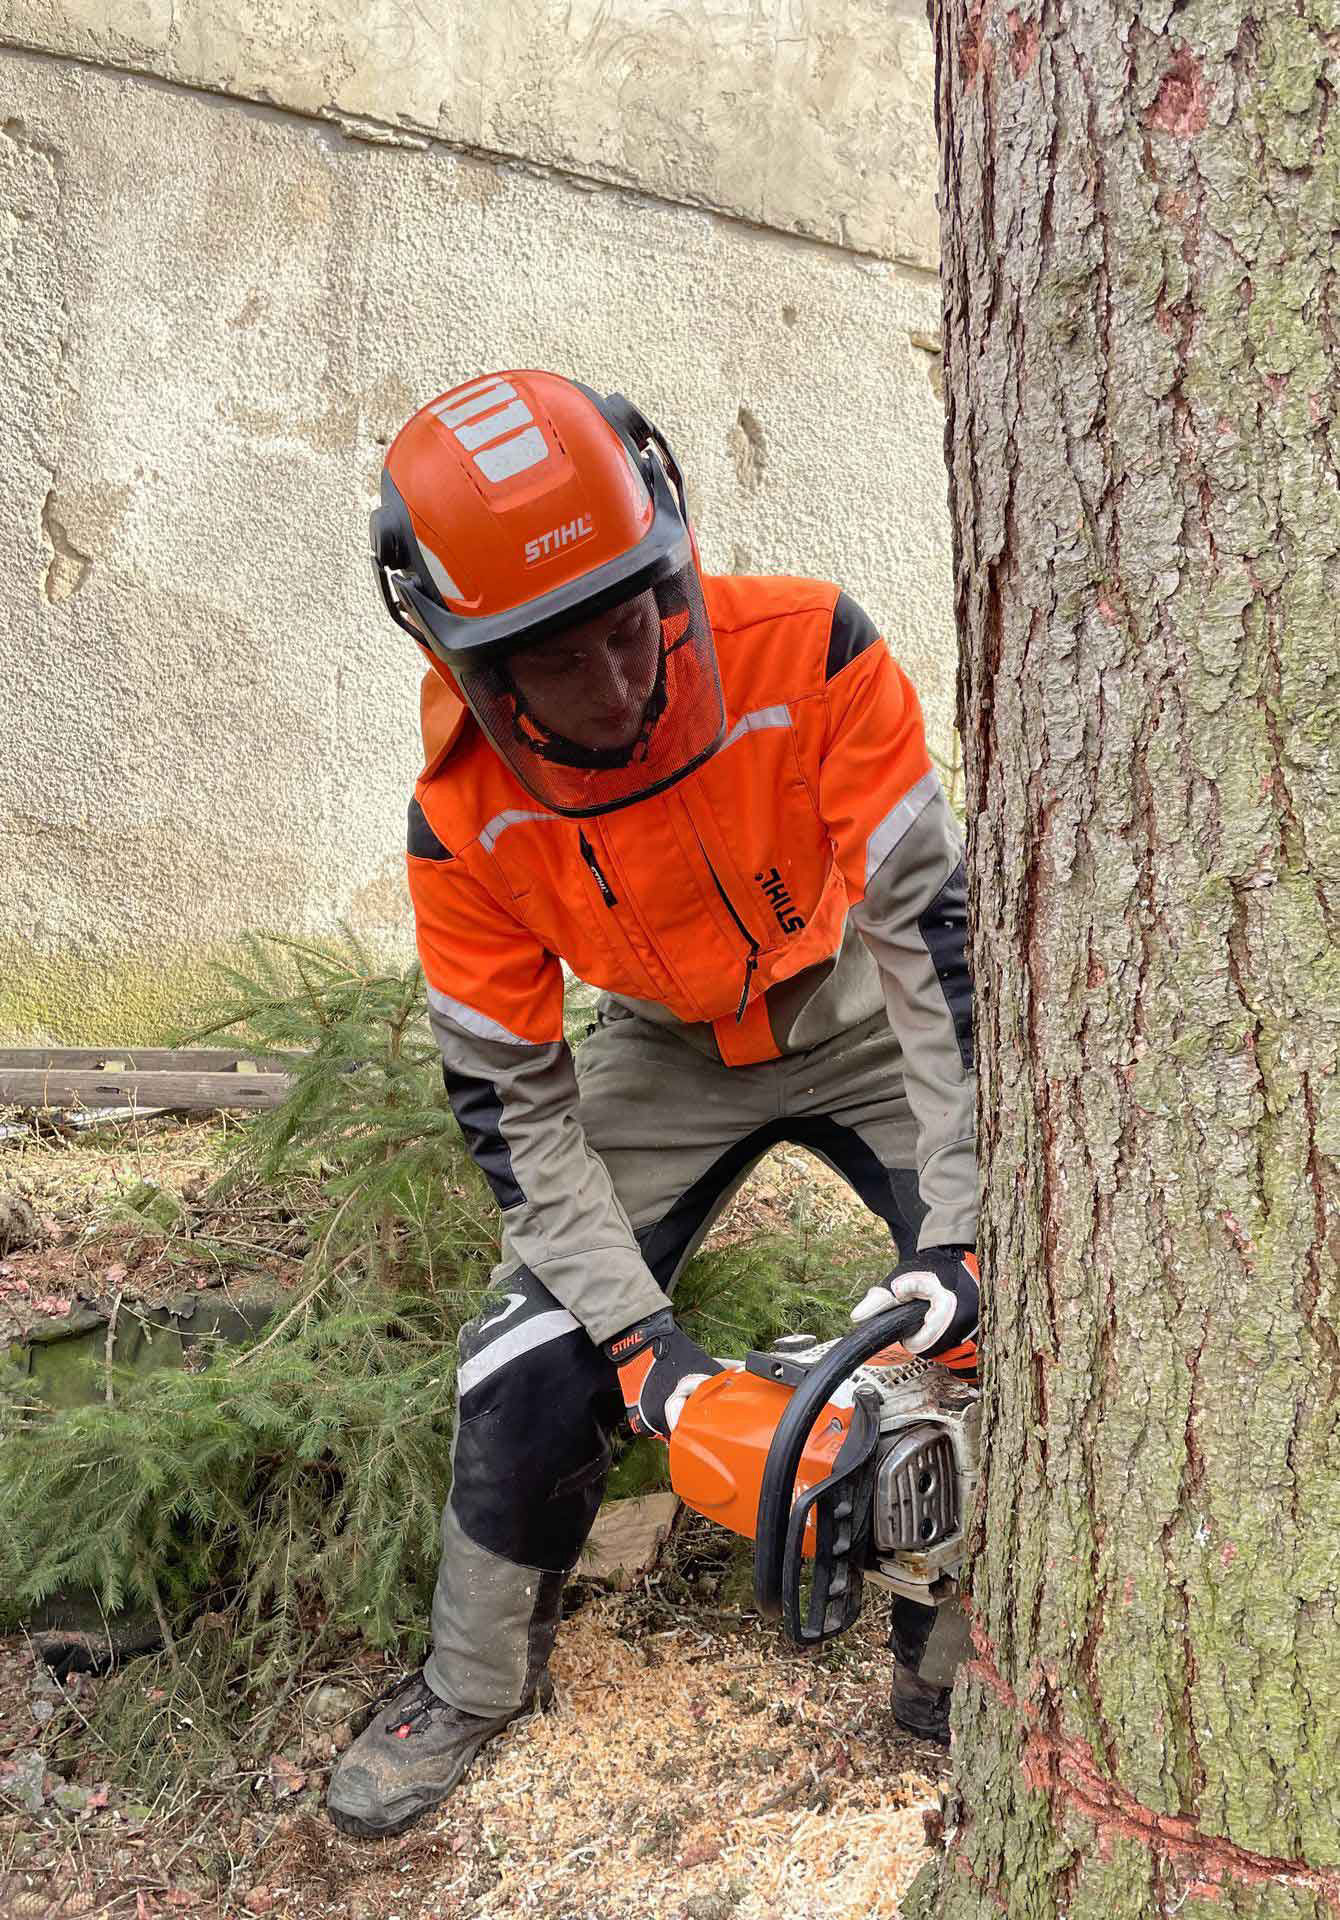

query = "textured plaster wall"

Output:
[[5, 0, 940, 267], [0, 13, 952, 1046]]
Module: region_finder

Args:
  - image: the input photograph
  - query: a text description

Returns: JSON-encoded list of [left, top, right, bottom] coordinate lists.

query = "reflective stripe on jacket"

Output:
[[407, 573, 976, 1340]]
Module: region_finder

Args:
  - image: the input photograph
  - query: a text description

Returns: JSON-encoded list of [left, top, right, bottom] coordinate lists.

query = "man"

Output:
[[327, 371, 979, 1838]]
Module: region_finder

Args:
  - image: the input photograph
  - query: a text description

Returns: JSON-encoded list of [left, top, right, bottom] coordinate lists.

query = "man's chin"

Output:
[[574, 719, 643, 753]]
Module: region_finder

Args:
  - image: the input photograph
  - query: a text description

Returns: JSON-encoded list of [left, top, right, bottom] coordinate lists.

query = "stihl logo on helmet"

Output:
[[525, 515, 595, 566], [428, 377, 551, 484]]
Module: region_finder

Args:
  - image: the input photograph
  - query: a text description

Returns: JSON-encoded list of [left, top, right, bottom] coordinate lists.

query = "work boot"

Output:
[[889, 1661, 952, 1746], [327, 1667, 552, 1838], [888, 1593, 970, 1749]]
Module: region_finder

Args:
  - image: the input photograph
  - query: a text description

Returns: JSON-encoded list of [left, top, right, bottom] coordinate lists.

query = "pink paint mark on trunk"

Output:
[[1006, 7, 1040, 76], [958, 0, 996, 84], [1145, 46, 1209, 136], [962, 1624, 1340, 1912]]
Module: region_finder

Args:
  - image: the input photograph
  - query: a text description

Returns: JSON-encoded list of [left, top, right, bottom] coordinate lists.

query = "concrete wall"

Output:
[[1, 5, 951, 1045]]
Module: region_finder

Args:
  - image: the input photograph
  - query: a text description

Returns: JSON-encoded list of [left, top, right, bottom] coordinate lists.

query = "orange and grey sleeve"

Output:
[[407, 797, 666, 1342], [817, 599, 978, 1251]]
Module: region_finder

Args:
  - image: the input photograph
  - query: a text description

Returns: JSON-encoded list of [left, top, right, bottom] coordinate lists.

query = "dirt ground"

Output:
[[0, 1115, 310, 1346], [0, 1115, 943, 1920], [0, 1570, 944, 1920]]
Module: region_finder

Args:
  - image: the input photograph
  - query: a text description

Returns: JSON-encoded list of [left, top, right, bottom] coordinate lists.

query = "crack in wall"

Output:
[[2, 111, 78, 598], [730, 404, 768, 492], [0, 37, 941, 283], [908, 326, 945, 397]]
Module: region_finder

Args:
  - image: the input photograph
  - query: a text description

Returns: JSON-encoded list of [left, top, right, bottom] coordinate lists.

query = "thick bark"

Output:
[[912, 0, 1340, 1915]]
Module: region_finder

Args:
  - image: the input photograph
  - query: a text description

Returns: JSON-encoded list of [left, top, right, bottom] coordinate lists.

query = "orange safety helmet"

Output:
[[371, 371, 725, 817]]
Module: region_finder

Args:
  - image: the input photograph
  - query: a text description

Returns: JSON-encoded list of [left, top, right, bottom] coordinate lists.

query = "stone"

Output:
[[120, 1182, 184, 1230], [0, 1194, 38, 1256], [0, 1750, 47, 1814], [308, 1682, 358, 1727]]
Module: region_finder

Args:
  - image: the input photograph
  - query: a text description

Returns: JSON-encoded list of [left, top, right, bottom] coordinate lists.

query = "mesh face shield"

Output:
[[454, 562, 724, 818]]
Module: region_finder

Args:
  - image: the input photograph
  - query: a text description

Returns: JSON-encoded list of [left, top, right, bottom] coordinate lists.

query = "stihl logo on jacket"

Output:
[[755, 867, 806, 935]]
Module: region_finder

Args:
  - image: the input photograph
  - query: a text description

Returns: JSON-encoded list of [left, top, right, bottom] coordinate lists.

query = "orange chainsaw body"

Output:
[[667, 1367, 856, 1556]]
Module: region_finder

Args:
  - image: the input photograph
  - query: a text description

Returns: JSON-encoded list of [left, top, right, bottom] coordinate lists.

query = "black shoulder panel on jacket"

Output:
[[826, 592, 881, 679], [408, 796, 452, 861]]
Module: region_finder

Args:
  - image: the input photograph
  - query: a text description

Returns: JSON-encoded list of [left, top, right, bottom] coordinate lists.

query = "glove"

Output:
[[851, 1247, 980, 1376], [603, 1308, 723, 1439]]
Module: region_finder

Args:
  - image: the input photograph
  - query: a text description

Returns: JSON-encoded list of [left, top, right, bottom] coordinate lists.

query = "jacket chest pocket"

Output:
[[483, 820, 637, 985], [481, 815, 566, 903]]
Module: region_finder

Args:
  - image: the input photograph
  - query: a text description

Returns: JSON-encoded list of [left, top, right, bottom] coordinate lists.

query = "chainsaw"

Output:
[[665, 1306, 980, 1645]]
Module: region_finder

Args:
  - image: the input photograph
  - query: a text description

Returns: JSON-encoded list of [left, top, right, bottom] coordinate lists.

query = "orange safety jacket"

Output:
[[411, 574, 935, 1067], [407, 574, 976, 1341]]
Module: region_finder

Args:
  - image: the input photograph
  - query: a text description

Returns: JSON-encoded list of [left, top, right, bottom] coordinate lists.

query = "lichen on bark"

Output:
[[914, 0, 1340, 1912]]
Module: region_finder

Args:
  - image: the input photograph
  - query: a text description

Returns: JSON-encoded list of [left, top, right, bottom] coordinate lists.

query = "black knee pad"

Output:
[[452, 1272, 623, 1571]]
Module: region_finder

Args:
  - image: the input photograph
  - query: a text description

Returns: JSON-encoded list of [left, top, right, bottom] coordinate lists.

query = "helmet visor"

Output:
[[455, 561, 724, 818]]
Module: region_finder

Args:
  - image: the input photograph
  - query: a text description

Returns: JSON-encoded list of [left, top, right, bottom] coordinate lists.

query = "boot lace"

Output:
[[376, 1672, 456, 1738]]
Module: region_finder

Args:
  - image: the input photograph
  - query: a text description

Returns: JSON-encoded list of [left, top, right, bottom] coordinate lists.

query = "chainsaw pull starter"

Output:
[[752, 1304, 922, 1643], [779, 1384, 882, 1643]]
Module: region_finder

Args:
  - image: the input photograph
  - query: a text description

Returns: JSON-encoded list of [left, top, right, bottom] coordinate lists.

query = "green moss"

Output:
[[0, 939, 259, 1047], [0, 935, 418, 1048]]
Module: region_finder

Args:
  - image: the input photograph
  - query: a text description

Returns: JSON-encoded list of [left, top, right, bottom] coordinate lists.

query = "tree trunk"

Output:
[[913, 0, 1340, 1914]]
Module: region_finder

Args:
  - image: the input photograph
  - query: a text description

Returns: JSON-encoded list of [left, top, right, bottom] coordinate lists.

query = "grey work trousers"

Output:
[[424, 1004, 925, 1715]]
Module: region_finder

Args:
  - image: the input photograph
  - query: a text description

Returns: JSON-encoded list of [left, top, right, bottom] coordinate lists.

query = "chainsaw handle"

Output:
[[752, 1305, 922, 1625]]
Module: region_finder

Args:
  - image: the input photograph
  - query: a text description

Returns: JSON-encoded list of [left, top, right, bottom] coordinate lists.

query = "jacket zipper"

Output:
[[694, 841, 761, 1023], [578, 831, 618, 908]]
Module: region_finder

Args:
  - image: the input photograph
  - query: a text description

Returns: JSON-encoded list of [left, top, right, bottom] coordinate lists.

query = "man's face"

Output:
[[506, 589, 662, 753]]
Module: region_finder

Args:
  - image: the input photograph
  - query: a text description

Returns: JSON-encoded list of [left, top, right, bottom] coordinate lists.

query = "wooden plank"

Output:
[[0, 1069, 291, 1113], [581, 1494, 681, 1581], [0, 1048, 297, 1074]]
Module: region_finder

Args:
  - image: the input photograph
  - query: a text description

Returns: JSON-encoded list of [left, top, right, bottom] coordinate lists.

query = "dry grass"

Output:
[[0, 1116, 312, 1344]]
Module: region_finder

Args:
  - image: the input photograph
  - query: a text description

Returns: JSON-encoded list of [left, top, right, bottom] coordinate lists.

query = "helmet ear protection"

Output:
[[370, 493, 438, 646], [369, 504, 400, 571], [581, 388, 701, 572]]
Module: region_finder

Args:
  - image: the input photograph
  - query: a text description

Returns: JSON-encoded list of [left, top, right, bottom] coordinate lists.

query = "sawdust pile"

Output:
[[425, 1596, 938, 1920]]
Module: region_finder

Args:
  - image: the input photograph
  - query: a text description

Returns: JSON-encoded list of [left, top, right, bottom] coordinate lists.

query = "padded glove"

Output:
[[851, 1247, 980, 1375], [603, 1308, 723, 1439]]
